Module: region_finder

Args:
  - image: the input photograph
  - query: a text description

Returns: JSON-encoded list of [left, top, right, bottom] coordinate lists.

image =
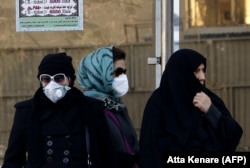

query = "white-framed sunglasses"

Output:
[[39, 73, 67, 83]]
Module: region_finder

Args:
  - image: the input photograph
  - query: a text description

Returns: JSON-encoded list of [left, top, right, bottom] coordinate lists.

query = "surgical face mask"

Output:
[[112, 74, 129, 97], [43, 81, 71, 103]]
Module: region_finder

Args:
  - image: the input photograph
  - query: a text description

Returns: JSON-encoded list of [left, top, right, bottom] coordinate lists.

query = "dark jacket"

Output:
[[103, 105, 138, 168], [2, 87, 111, 168]]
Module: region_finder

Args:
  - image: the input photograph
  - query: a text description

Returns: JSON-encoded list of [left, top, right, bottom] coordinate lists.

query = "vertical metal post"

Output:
[[154, 0, 174, 88], [162, 0, 173, 72], [155, 0, 162, 88]]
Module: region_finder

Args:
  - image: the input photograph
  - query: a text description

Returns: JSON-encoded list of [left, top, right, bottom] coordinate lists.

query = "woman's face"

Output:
[[194, 63, 205, 85]]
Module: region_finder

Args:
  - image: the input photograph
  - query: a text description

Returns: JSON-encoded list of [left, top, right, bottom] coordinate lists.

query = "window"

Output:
[[188, 0, 249, 27]]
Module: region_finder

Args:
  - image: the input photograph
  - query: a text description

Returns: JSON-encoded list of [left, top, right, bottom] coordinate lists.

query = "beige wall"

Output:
[[0, 0, 153, 49]]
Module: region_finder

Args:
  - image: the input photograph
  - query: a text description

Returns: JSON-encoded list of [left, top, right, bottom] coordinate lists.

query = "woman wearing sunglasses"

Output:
[[2, 53, 110, 168], [77, 46, 138, 168]]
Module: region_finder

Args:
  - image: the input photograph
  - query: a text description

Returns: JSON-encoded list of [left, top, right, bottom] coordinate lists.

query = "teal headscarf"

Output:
[[77, 46, 124, 111]]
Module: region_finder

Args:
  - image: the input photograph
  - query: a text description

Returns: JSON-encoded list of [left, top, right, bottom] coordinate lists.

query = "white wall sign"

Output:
[[16, 0, 83, 32]]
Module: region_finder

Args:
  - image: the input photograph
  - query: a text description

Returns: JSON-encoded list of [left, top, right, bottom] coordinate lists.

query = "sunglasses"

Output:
[[39, 73, 67, 83], [114, 67, 127, 77]]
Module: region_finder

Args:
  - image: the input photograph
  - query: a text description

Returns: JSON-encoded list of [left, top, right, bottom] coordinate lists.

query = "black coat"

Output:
[[139, 49, 243, 168], [103, 105, 138, 168], [2, 87, 112, 168]]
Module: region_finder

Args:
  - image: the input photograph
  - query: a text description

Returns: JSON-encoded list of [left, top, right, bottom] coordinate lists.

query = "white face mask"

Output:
[[112, 74, 129, 97], [43, 81, 71, 103]]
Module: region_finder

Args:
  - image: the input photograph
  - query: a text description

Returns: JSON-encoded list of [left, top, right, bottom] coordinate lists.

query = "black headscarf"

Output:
[[139, 49, 242, 167], [159, 49, 206, 144]]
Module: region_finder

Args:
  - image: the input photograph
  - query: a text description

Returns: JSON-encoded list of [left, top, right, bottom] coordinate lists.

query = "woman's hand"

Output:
[[193, 92, 212, 113]]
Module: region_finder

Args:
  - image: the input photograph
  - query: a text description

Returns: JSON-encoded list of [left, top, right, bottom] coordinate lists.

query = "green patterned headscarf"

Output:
[[77, 46, 124, 111]]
